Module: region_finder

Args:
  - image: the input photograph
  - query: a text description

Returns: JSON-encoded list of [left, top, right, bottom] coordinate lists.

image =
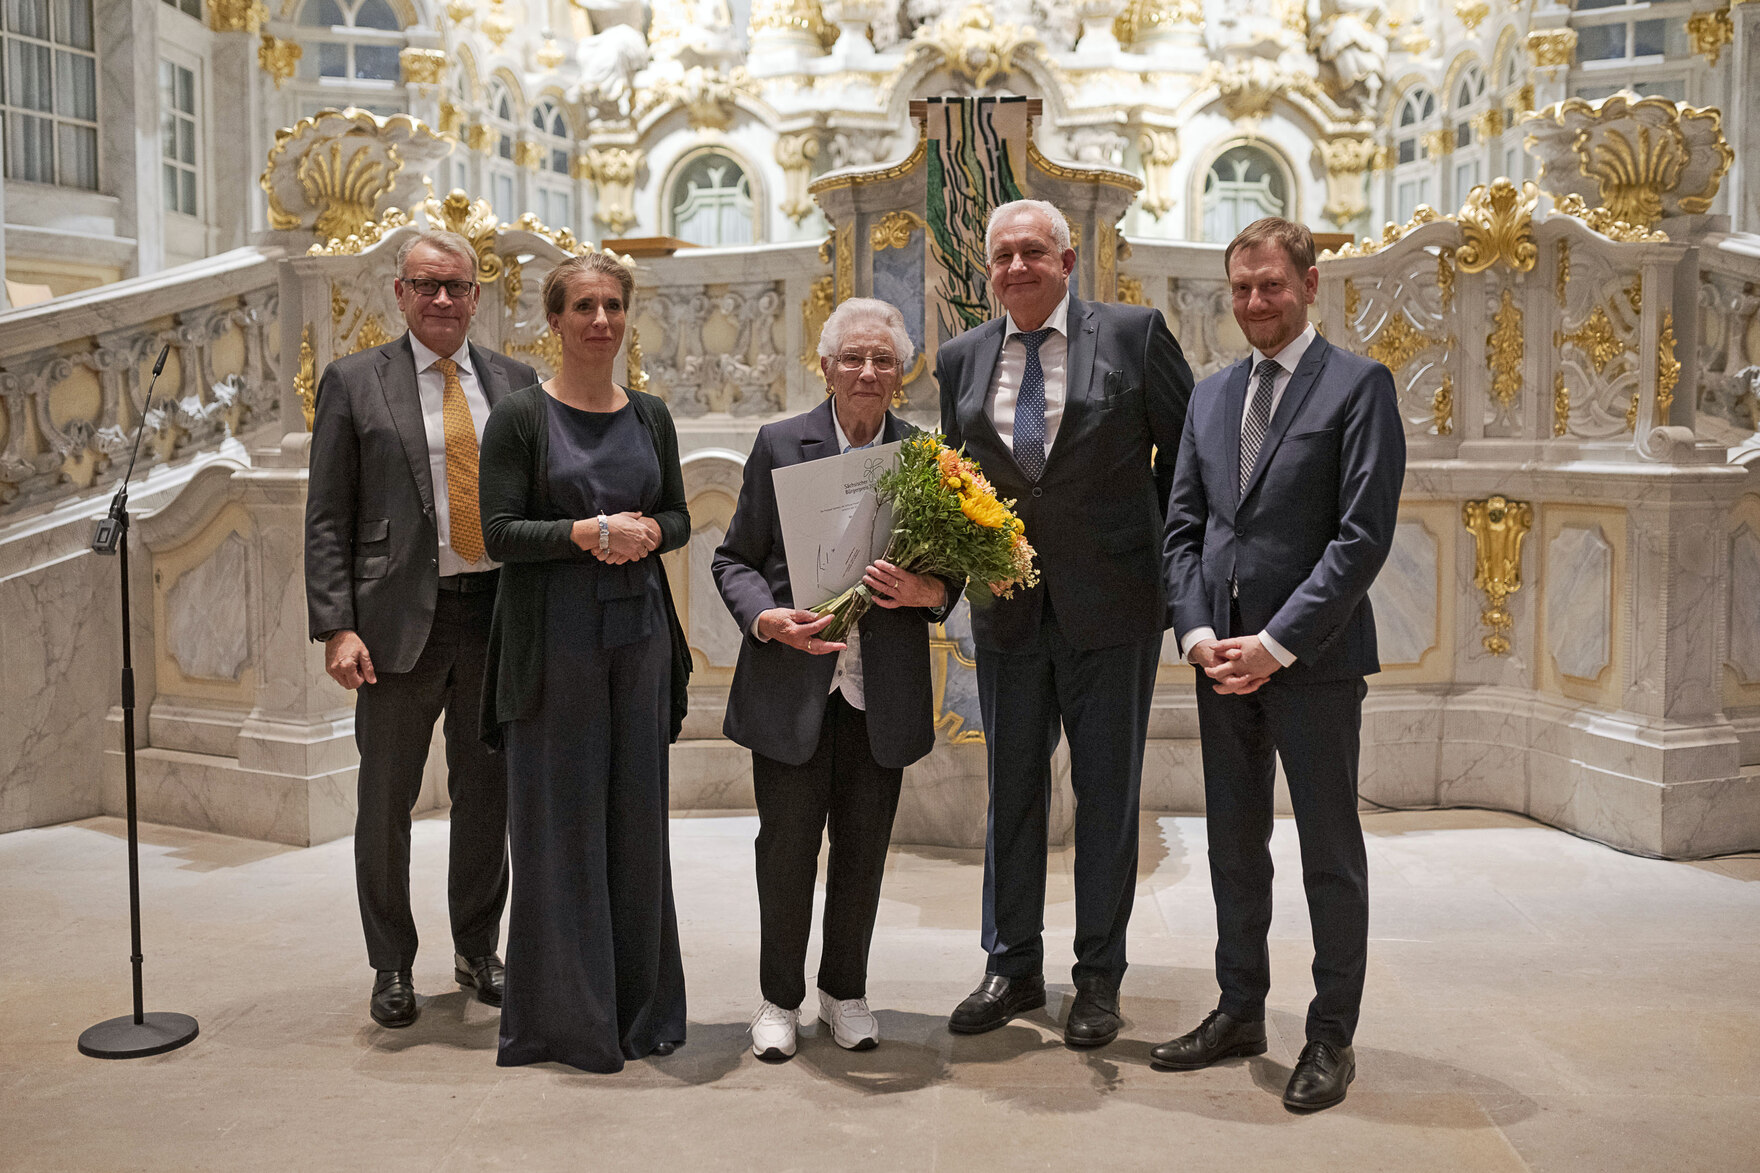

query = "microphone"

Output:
[[92, 343, 172, 555]]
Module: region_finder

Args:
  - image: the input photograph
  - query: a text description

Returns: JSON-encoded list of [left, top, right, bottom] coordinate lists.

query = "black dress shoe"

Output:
[[649, 1040, 681, 1057], [1284, 1040, 1354, 1111], [1063, 981, 1122, 1048], [370, 970, 418, 1028], [1149, 1009, 1268, 1070], [948, 974, 1046, 1034], [454, 953, 505, 1007]]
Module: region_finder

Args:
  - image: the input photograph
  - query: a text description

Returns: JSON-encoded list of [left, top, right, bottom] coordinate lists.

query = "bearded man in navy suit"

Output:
[[1155, 217, 1405, 1111], [936, 199, 1193, 1046]]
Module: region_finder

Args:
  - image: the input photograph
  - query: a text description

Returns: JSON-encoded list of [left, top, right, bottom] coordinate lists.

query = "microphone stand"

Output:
[[78, 343, 200, 1060]]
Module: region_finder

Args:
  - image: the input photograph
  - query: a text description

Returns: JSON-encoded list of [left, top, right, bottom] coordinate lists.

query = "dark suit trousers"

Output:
[[1194, 669, 1370, 1048], [751, 691, 904, 1009], [352, 589, 509, 971], [975, 600, 1160, 988]]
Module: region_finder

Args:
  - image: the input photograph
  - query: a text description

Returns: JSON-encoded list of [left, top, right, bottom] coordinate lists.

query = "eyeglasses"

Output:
[[402, 278, 477, 299], [835, 353, 897, 373]]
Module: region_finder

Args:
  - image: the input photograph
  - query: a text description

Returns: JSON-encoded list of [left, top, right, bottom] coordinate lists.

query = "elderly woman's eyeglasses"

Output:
[[835, 353, 897, 373], [403, 278, 478, 299]]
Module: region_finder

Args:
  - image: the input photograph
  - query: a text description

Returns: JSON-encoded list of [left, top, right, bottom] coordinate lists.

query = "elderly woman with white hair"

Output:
[[712, 298, 957, 1061]]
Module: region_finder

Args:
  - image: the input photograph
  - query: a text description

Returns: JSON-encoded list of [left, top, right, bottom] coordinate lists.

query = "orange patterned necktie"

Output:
[[433, 357, 485, 564]]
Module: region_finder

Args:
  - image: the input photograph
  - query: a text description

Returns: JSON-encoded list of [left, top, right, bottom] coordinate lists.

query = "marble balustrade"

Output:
[[2, 215, 1757, 858]]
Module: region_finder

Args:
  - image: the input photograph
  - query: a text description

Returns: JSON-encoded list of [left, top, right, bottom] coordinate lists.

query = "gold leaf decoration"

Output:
[[421, 189, 505, 284], [1555, 238, 1569, 307], [1552, 194, 1670, 243], [1487, 287, 1523, 412], [295, 324, 316, 429], [801, 274, 834, 370], [870, 211, 926, 252], [1433, 372, 1455, 436], [1437, 249, 1456, 310], [1366, 313, 1441, 372], [1687, 7, 1734, 66], [1455, 178, 1538, 274], [1656, 310, 1679, 421], [1462, 494, 1532, 656], [626, 327, 650, 396], [1553, 371, 1570, 436], [1116, 275, 1148, 306], [1558, 306, 1631, 375]]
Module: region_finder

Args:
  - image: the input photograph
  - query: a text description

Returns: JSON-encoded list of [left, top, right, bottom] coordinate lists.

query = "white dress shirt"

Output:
[[987, 293, 1071, 460], [751, 398, 880, 710], [409, 334, 498, 577], [1177, 323, 1318, 669]]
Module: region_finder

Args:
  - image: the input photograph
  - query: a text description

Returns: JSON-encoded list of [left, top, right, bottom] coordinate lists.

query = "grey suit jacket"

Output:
[[935, 296, 1193, 653], [304, 333, 537, 675], [712, 400, 948, 769], [1162, 333, 1405, 682]]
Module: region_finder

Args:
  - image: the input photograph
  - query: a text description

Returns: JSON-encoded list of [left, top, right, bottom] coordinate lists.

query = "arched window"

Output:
[[668, 151, 757, 246], [298, 0, 400, 83], [530, 98, 573, 230], [1450, 63, 1488, 199], [483, 78, 520, 220], [1392, 86, 1438, 224], [1199, 144, 1289, 244]]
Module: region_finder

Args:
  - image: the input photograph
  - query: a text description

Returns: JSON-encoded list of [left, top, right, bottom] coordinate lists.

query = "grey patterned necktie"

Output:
[[1239, 358, 1280, 497], [1013, 327, 1053, 481]]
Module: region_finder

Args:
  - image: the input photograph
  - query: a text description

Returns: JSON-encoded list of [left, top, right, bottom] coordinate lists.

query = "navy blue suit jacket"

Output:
[[712, 399, 950, 769], [1162, 333, 1405, 682], [936, 296, 1193, 653]]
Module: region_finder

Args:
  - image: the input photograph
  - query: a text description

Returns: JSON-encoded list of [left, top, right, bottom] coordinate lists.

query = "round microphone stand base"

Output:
[[78, 1012, 199, 1060]]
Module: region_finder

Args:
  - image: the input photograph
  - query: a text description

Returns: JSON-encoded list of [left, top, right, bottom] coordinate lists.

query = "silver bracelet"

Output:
[[597, 513, 610, 554]]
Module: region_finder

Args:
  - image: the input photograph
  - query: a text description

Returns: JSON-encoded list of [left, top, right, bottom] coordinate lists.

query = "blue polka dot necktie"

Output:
[[1013, 327, 1053, 482], [1239, 358, 1279, 498]]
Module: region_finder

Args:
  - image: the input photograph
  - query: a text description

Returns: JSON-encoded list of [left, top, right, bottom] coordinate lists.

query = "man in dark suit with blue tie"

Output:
[[936, 199, 1193, 1046], [1155, 218, 1404, 1110]]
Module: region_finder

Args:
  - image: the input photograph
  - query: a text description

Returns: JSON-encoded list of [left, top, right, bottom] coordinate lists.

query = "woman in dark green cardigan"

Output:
[[477, 252, 690, 1073]]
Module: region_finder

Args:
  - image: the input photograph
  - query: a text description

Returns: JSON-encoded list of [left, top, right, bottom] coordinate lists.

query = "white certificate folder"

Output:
[[770, 441, 902, 611]]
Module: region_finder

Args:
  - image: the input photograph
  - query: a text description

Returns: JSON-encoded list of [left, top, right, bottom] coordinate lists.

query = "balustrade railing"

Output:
[[0, 247, 281, 516]]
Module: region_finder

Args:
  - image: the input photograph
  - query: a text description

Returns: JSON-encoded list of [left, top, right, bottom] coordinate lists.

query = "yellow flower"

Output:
[[960, 494, 1006, 528]]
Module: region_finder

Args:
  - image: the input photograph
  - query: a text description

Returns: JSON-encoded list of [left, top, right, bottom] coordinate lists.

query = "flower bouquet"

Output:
[[812, 431, 1040, 642]]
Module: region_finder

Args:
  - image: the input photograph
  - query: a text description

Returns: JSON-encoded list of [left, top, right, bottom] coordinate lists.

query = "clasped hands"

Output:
[[757, 560, 947, 655], [570, 511, 661, 564], [1191, 634, 1281, 695]]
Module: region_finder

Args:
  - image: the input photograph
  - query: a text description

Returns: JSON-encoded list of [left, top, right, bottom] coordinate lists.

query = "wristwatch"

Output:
[[597, 512, 610, 555]]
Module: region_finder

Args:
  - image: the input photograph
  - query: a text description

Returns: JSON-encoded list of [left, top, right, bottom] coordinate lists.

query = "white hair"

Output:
[[395, 229, 477, 277], [816, 297, 916, 368], [985, 199, 1072, 259]]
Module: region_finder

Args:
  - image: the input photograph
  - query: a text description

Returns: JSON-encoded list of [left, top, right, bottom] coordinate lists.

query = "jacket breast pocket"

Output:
[[1283, 426, 1337, 444], [353, 555, 389, 580], [357, 518, 389, 544]]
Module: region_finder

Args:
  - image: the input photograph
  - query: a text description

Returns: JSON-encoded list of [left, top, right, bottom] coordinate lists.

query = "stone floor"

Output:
[[3, 807, 1758, 1172]]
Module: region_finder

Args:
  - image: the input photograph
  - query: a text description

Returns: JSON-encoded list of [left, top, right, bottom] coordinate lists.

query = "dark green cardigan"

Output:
[[477, 383, 691, 748]]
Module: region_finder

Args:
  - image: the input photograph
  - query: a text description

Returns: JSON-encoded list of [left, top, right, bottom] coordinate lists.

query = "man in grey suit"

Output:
[[936, 199, 1193, 1046], [1155, 217, 1404, 1110], [305, 230, 536, 1028]]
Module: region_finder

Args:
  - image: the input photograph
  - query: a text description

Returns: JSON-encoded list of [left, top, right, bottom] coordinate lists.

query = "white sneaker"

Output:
[[817, 989, 879, 1051], [749, 1000, 798, 1061]]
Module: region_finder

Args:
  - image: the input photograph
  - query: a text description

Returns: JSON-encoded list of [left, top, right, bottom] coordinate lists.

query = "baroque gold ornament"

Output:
[[1525, 28, 1576, 68], [869, 210, 925, 251], [1455, 178, 1538, 274], [399, 48, 447, 87], [257, 35, 301, 88], [1433, 372, 1455, 436], [1487, 287, 1523, 414], [1462, 494, 1532, 657], [1687, 7, 1735, 66], [1527, 95, 1733, 228], [1656, 310, 1679, 421]]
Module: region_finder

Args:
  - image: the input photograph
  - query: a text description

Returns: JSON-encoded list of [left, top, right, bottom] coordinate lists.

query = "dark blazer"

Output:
[[713, 400, 950, 769], [936, 296, 1193, 653], [476, 383, 691, 747], [1162, 332, 1405, 682], [305, 333, 536, 674]]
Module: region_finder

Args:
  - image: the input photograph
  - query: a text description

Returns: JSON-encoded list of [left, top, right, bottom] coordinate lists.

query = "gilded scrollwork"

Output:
[[1455, 179, 1538, 275], [1433, 372, 1454, 436], [1528, 95, 1733, 228], [295, 324, 317, 430], [869, 211, 926, 252], [1656, 310, 1680, 422], [1487, 287, 1523, 416], [1553, 371, 1570, 437], [1462, 494, 1533, 657], [801, 275, 834, 371]]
